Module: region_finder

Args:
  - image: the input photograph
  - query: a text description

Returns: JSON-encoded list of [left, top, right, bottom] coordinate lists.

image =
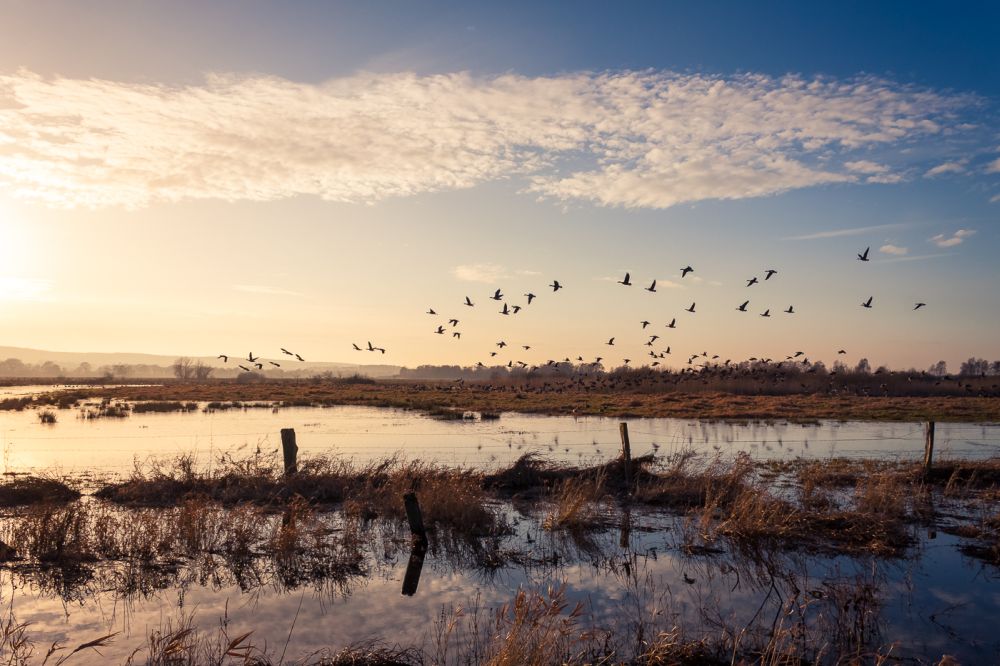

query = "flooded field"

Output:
[[2, 396, 999, 478], [1, 391, 998, 664]]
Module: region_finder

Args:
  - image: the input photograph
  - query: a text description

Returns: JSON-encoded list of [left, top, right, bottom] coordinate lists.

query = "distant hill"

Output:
[[0, 345, 401, 378]]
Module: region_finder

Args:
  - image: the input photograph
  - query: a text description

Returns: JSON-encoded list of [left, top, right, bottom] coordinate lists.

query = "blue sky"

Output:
[[0, 1, 997, 370]]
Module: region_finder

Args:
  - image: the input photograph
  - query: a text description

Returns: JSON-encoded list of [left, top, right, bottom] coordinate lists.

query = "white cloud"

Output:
[[990, 193, 1000, 204], [866, 173, 904, 184], [987, 157, 1000, 174], [784, 223, 906, 241], [929, 229, 976, 247], [452, 263, 508, 283], [924, 161, 966, 177], [844, 160, 888, 174], [0, 69, 973, 210], [878, 244, 908, 256], [233, 284, 302, 297]]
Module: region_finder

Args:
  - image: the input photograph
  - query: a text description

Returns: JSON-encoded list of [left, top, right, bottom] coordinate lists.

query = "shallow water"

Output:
[[1, 402, 998, 477], [3, 398, 1000, 663], [6, 507, 1000, 664]]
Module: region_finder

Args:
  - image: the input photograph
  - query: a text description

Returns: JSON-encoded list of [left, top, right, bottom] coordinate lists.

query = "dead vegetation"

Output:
[[0, 477, 80, 508], [17, 380, 1000, 421]]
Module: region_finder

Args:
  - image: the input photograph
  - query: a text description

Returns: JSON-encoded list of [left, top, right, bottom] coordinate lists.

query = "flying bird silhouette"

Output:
[[352, 343, 362, 350], [435, 326, 446, 334], [760, 309, 770, 317], [737, 300, 749, 312], [666, 318, 676, 329], [295, 354, 305, 361], [500, 303, 510, 315], [550, 281, 562, 291], [238, 364, 250, 372], [247, 352, 258, 362], [641, 320, 651, 328], [448, 318, 459, 326], [784, 305, 795, 314], [685, 302, 696, 313], [914, 302, 927, 310], [606, 337, 615, 346], [464, 296, 474, 307], [680, 266, 694, 278], [280, 348, 293, 356], [217, 355, 228, 363], [645, 279, 657, 292], [861, 296, 873, 308], [269, 361, 280, 367], [618, 272, 632, 286], [746, 277, 758, 287], [524, 293, 536, 304], [490, 289, 503, 301], [426, 308, 437, 315], [764, 269, 778, 280], [858, 247, 870, 262]]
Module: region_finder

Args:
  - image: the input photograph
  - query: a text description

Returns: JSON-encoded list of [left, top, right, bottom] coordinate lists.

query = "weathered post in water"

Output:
[[280, 428, 298, 476], [619, 422, 632, 491], [403, 492, 428, 547], [401, 542, 428, 596], [923, 421, 936, 476]]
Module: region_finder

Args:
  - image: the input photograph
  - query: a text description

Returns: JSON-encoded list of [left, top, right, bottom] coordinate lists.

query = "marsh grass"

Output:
[[130, 401, 199, 414], [0, 477, 79, 507], [542, 472, 607, 532]]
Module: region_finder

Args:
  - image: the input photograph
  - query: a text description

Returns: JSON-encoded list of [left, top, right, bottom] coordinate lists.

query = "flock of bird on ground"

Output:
[[216, 246, 927, 377]]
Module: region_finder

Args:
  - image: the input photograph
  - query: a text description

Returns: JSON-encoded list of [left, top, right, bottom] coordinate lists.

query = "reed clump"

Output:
[[0, 476, 80, 507], [130, 401, 199, 413], [542, 472, 607, 532]]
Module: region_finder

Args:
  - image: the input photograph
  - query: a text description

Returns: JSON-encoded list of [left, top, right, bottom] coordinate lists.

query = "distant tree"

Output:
[[111, 364, 131, 378], [75, 362, 92, 377], [928, 360, 948, 377], [854, 358, 871, 374], [992, 360, 1000, 376], [192, 361, 214, 380], [959, 357, 989, 377], [172, 357, 194, 380]]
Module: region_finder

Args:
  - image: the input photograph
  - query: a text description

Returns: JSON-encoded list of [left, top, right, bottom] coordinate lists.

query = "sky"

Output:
[[0, 1, 998, 371]]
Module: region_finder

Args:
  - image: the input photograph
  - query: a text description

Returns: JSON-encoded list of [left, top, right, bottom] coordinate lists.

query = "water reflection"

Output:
[[4, 505, 999, 664], [2, 403, 998, 476]]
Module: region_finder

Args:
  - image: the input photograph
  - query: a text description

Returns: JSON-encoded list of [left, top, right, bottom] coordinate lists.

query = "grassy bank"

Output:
[[20, 380, 1000, 421]]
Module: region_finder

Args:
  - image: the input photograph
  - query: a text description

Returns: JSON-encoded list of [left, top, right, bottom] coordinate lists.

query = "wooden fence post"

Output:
[[619, 422, 632, 491], [923, 421, 935, 476], [403, 492, 428, 547], [280, 428, 298, 476], [401, 542, 428, 596]]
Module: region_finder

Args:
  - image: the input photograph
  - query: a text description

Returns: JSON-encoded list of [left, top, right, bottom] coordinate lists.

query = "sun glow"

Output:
[[0, 200, 50, 301]]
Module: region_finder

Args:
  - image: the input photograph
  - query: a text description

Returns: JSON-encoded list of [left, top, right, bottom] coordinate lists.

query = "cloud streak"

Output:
[[930, 229, 976, 248], [0, 69, 975, 209], [878, 244, 908, 256], [452, 264, 508, 283], [783, 223, 907, 241]]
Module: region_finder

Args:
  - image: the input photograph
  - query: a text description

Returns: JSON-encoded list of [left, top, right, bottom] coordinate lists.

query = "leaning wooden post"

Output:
[[280, 428, 298, 476], [403, 492, 428, 547], [923, 421, 936, 476], [619, 422, 632, 491]]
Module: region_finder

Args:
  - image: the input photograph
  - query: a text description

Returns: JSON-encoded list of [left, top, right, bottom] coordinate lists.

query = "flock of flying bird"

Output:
[[216, 246, 927, 375], [419, 246, 929, 374]]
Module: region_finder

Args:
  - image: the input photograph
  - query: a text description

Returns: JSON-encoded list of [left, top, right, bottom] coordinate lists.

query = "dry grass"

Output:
[[542, 472, 606, 532], [0, 477, 80, 507], [44, 380, 1000, 422]]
